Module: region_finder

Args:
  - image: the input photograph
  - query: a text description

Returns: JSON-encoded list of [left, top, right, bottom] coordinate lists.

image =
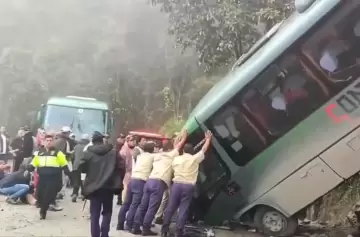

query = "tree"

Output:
[[152, 0, 294, 71]]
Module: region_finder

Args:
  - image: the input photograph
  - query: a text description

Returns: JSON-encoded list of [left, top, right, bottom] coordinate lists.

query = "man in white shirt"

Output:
[[132, 131, 187, 236], [161, 131, 212, 237], [117, 142, 155, 231]]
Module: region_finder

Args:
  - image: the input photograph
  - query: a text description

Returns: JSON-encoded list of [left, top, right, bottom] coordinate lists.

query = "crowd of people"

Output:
[[0, 125, 213, 237]]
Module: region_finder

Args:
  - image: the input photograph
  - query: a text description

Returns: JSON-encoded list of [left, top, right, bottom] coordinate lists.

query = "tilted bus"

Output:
[[184, 0, 360, 236], [32, 96, 113, 139]]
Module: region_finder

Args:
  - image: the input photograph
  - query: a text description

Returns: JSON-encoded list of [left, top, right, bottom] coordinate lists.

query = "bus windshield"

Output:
[[44, 105, 107, 137]]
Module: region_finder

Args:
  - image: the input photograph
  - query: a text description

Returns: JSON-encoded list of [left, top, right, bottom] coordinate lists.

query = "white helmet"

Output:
[[61, 126, 71, 133]]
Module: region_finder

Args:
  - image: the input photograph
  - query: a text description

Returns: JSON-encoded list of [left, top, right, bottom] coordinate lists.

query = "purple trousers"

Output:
[[133, 178, 167, 231], [89, 190, 114, 237], [161, 183, 195, 236], [117, 178, 146, 229]]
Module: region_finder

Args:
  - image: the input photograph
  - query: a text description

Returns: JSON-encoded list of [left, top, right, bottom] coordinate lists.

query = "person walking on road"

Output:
[[132, 131, 187, 236], [161, 131, 212, 237], [71, 134, 90, 202], [79, 131, 125, 237], [28, 134, 72, 220]]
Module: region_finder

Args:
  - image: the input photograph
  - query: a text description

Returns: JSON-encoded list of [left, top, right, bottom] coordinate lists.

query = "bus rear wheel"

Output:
[[254, 206, 298, 237]]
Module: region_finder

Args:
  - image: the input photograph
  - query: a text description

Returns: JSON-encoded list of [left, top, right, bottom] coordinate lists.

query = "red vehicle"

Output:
[[128, 131, 170, 146]]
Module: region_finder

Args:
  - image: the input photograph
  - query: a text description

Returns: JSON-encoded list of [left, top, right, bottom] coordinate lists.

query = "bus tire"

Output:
[[254, 206, 298, 237]]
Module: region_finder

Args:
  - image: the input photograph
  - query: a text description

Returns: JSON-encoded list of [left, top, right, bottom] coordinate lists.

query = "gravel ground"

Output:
[[0, 190, 262, 237]]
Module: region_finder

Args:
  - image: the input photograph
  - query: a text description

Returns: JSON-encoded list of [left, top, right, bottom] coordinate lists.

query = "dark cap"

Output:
[[92, 131, 105, 143]]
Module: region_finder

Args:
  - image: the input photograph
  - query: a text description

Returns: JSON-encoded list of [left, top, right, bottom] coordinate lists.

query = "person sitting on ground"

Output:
[[0, 164, 31, 204]]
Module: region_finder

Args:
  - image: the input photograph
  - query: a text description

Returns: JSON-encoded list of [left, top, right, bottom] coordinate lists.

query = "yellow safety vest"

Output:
[[31, 149, 68, 168]]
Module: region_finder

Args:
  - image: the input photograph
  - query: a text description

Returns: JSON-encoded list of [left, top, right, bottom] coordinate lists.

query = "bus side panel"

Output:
[[257, 157, 343, 216], [320, 125, 360, 179]]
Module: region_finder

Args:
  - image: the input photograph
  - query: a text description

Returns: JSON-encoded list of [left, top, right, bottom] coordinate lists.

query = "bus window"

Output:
[[302, 0, 360, 91], [242, 54, 327, 137], [207, 106, 266, 166]]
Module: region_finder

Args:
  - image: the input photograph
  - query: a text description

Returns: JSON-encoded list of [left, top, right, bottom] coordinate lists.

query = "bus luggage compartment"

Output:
[[260, 157, 342, 216], [320, 126, 360, 179]]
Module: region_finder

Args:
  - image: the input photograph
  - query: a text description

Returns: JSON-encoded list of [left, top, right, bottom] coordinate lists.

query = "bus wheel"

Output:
[[254, 206, 298, 237]]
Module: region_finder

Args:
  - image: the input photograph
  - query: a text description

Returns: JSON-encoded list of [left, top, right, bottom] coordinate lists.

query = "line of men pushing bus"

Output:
[[115, 130, 212, 237]]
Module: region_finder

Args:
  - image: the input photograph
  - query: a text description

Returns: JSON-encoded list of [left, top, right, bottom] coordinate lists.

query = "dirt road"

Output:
[[0, 192, 262, 237]]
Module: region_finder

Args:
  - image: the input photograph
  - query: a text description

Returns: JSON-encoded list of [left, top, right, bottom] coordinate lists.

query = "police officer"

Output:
[[161, 131, 212, 237], [28, 134, 71, 220]]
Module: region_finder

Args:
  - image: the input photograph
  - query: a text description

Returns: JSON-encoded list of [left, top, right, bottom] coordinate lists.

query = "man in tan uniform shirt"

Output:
[[117, 142, 155, 233], [133, 131, 187, 235], [161, 131, 212, 237]]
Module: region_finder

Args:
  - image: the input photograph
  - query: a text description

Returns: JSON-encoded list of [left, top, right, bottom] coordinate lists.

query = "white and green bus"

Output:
[[32, 96, 113, 139], [184, 0, 360, 236]]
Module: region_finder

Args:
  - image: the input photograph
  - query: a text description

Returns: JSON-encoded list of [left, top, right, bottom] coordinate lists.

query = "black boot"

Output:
[[131, 228, 142, 235], [40, 210, 46, 220], [116, 195, 122, 206], [154, 217, 163, 225], [142, 229, 157, 236], [116, 223, 124, 231], [71, 194, 77, 203]]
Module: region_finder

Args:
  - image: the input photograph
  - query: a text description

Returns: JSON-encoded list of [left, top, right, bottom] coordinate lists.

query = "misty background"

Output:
[[0, 0, 293, 135]]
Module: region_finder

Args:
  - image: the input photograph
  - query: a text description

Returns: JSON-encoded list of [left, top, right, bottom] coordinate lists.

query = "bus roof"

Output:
[[185, 0, 339, 133], [47, 96, 109, 110]]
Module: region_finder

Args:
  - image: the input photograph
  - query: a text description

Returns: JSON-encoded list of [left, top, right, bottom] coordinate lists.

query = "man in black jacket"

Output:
[[79, 131, 125, 237]]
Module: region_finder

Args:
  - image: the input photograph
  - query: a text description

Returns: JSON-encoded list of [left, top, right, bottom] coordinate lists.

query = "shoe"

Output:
[[56, 193, 64, 200], [5, 197, 18, 204], [131, 229, 142, 235], [142, 229, 157, 236], [154, 217, 163, 225], [71, 194, 77, 203], [49, 203, 63, 212], [40, 211, 46, 220], [161, 232, 168, 237], [116, 224, 124, 231]]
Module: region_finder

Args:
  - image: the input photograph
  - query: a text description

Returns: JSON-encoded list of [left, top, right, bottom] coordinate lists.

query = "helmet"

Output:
[[61, 126, 71, 133]]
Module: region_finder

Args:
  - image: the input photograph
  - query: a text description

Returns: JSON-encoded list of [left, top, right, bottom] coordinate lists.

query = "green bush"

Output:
[[160, 117, 185, 137]]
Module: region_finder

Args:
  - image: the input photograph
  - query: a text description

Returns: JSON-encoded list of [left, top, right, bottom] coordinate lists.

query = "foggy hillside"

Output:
[[0, 0, 197, 133]]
